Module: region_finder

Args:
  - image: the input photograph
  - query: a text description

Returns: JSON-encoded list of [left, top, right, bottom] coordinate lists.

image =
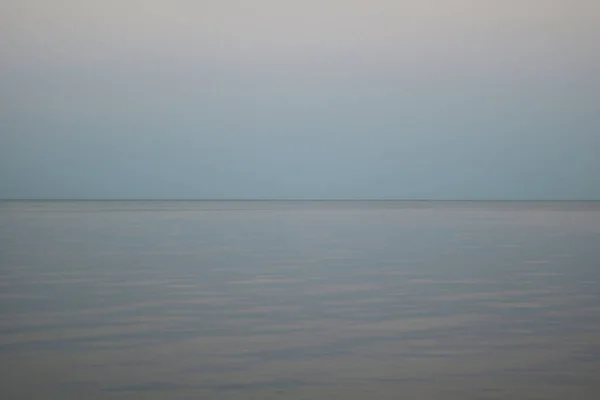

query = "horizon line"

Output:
[[1, 198, 599, 202]]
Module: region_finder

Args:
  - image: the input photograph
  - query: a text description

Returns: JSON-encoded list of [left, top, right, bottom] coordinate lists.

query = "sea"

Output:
[[1, 200, 599, 400]]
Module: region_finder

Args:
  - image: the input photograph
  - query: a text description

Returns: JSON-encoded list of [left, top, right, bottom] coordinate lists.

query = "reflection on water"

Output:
[[1, 201, 599, 399]]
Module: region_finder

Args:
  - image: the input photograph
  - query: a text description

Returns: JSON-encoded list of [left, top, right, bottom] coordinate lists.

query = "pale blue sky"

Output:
[[1, 0, 599, 199]]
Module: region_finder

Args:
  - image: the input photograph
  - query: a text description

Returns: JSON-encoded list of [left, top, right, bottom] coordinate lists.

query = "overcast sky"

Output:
[[1, 0, 599, 199]]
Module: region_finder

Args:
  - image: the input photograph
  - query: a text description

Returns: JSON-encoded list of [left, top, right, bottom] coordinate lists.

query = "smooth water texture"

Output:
[[1, 201, 599, 399]]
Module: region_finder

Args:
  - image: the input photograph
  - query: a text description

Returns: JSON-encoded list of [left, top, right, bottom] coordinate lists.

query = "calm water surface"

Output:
[[1, 201, 599, 399]]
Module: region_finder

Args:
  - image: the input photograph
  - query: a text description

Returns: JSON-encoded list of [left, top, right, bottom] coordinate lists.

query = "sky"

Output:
[[1, 0, 599, 200]]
